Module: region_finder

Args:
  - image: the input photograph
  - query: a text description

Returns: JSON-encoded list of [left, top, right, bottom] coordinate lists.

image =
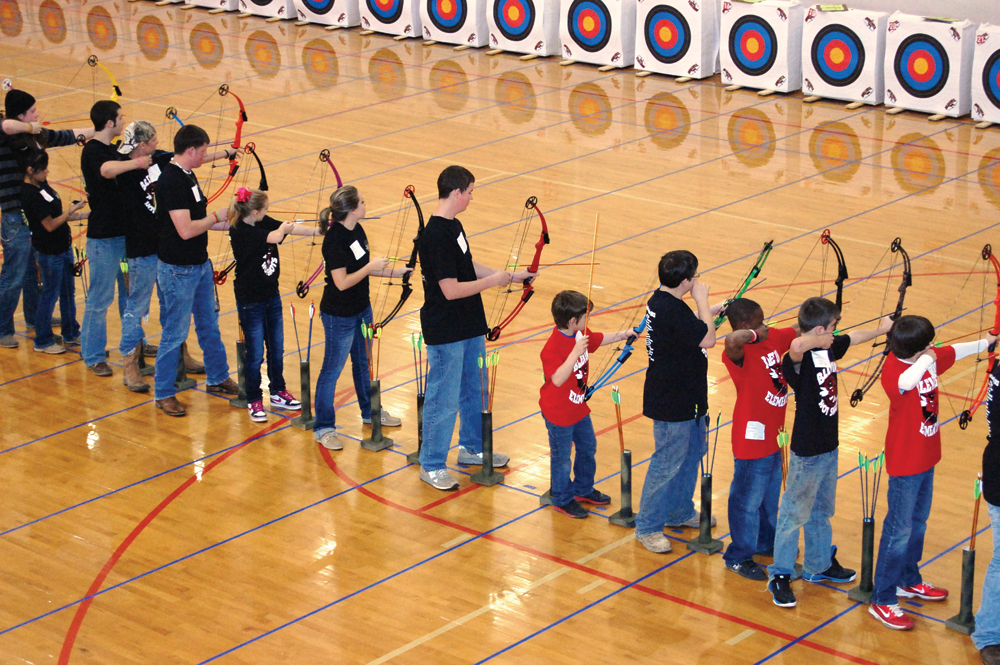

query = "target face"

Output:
[[300, 0, 335, 15], [367, 0, 403, 24], [368, 48, 405, 100], [430, 60, 469, 112], [644, 93, 690, 150], [811, 24, 864, 87], [644, 5, 690, 65], [87, 7, 117, 51], [1, 0, 24, 38], [302, 39, 339, 87], [978, 148, 1000, 211], [495, 72, 536, 124], [567, 0, 612, 54], [894, 34, 949, 99], [729, 15, 777, 77], [246, 30, 281, 78], [809, 122, 862, 184], [891, 133, 946, 194], [494, 0, 535, 42], [39, 0, 66, 44], [728, 109, 776, 168], [428, 0, 467, 33], [568, 82, 612, 136], [137, 16, 168, 61], [191, 23, 224, 70], [982, 50, 1000, 111]]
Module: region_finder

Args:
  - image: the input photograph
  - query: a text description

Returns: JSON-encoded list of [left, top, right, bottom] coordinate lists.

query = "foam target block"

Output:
[[972, 24, 1000, 124], [187, 19, 240, 69], [884, 12, 974, 117], [239, 0, 295, 19], [633, 0, 717, 78], [486, 0, 560, 56], [559, 0, 636, 68], [294, 0, 357, 26], [801, 5, 886, 104], [719, 0, 803, 93], [359, 0, 421, 36], [187, 0, 238, 11], [420, 0, 487, 46]]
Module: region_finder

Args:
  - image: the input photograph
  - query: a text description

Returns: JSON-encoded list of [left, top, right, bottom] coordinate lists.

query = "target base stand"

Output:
[[929, 114, 947, 122], [846, 101, 866, 110], [976, 121, 994, 130], [324, 25, 342, 30], [886, 107, 906, 116], [803, 95, 821, 103], [229, 340, 248, 409], [454, 44, 473, 51], [945, 547, 977, 635], [290, 359, 315, 430], [180, 4, 197, 10], [393, 34, 411, 41], [137, 339, 154, 377], [539, 489, 553, 505], [609, 449, 636, 529], [174, 344, 197, 392], [295, 20, 310, 25], [237, 12, 253, 18], [848, 518, 876, 604], [471, 412, 504, 486], [757, 89, 778, 97], [486, 49, 503, 56], [361, 379, 393, 451], [519, 54, 540, 61], [636, 71, 652, 78], [560, 60, 574, 67], [674, 76, 692, 83], [424, 40, 438, 45], [208, 8, 230, 13], [597, 64, 617, 72], [406, 394, 424, 465], [360, 29, 375, 35], [687, 474, 724, 555], [725, 85, 741, 92], [265, 16, 285, 22]]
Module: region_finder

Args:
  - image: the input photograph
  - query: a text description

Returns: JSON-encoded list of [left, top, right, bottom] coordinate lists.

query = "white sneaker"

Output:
[[457, 446, 509, 468], [317, 431, 343, 450], [34, 343, 66, 354], [668, 514, 717, 528], [363, 409, 402, 427], [636, 532, 673, 554], [420, 467, 459, 491]]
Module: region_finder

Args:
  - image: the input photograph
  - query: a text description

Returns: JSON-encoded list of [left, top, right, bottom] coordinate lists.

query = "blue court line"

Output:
[[753, 603, 862, 665]]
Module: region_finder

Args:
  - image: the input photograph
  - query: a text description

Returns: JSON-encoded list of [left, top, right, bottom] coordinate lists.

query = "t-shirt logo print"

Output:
[[919, 374, 940, 436], [762, 349, 788, 407], [261, 247, 278, 276], [817, 366, 838, 416], [570, 350, 589, 405]]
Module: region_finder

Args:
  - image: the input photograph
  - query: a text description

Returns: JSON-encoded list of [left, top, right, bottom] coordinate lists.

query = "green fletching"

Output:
[[976, 479, 983, 499], [858, 451, 864, 467], [478, 355, 483, 369], [611, 391, 620, 406]]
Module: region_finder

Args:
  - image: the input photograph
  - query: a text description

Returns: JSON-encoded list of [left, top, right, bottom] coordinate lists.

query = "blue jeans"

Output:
[[419, 335, 486, 471], [0, 211, 31, 338], [768, 449, 838, 578], [872, 468, 934, 605], [974, 502, 1000, 649], [635, 416, 707, 537], [34, 249, 79, 348], [236, 295, 287, 403], [724, 451, 782, 566], [22, 244, 39, 328], [544, 414, 598, 507], [80, 236, 127, 366], [154, 260, 229, 400], [313, 307, 372, 438], [119, 255, 164, 355]]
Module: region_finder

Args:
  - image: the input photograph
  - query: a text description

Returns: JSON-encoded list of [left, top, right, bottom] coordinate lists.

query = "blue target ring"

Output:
[[428, 0, 466, 33], [983, 50, 1000, 110], [811, 24, 864, 87], [729, 15, 777, 77], [301, 0, 335, 16], [568, 0, 612, 54], [644, 6, 690, 65], [894, 34, 948, 99], [494, 0, 535, 42], [367, 0, 404, 24]]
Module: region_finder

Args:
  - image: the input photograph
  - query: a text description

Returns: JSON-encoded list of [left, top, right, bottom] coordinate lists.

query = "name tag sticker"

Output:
[[148, 164, 161, 181], [745, 421, 766, 441], [810, 349, 830, 370], [457, 232, 468, 254], [192, 185, 202, 202], [350, 240, 366, 260], [40, 189, 54, 202]]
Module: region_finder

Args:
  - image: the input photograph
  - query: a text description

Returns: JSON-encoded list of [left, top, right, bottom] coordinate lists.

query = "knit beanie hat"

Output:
[[4, 89, 36, 120]]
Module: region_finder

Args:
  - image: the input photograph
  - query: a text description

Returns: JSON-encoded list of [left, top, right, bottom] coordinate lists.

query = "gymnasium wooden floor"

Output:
[[2, 0, 1000, 662]]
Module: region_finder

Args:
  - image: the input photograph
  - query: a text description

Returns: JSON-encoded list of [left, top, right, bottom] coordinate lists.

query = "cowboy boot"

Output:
[[122, 347, 150, 393], [182, 341, 205, 374]]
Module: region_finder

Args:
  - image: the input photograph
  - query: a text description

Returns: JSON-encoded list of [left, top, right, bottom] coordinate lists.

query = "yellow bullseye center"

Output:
[[914, 58, 929, 76], [659, 26, 672, 42], [746, 37, 760, 54], [830, 47, 844, 65], [442, 0, 452, 13], [507, 6, 520, 20], [582, 16, 595, 31]]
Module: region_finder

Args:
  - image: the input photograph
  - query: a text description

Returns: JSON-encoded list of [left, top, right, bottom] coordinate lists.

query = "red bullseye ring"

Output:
[[577, 8, 600, 38], [653, 20, 677, 50], [503, 0, 525, 27], [907, 49, 935, 83], [374, 0, 394, 10], [823, 39, 851, 72], [437, 0, 457, 20], [741, 29, 765, 60]]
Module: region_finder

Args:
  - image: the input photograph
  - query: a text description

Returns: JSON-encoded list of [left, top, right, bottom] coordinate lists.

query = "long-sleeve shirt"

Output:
[[0, 129, 78, 212]]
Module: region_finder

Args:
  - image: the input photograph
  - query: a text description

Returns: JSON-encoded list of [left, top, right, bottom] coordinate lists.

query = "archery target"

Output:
[[978, 148, 1000, 212], [360, 0, 420, 37], [86, 6, 117, 52], [567, 0, 611, 52], [487, 0, 558, 56], [644, 92, 690, 150], [428, 0, 466, 33], [728, 108, 776, 168], [644, 5, 688, 64], [238, 0, 295, 19], [559, 0, 635, 67], [245, 30, 281, 78], [302, 39, 339, 87], [39, 0, 67, 44], [812, 25, 863, 86], [495, 71, 537, 124], [429, 60, 469, 112], [971, 25, 1000, 124], [368, 48, 407, 100], [369, 0, 403, 23], [884, 12, 974, 117], [0, 0, 22, 38], [137, 16, 169, 61], [294, 0, 357, 26], [719, 0, 803, 93], [494, 0, 533, 41], [190, 22, 224, 70], [809, 122, 862, 184], [634, 0, 717, 78], [420, 0, 487, 47], [568, 82, 612, 136], [890, 133, 946, 194], [186, 0, 238, 11], [802, 7, 885, 105]]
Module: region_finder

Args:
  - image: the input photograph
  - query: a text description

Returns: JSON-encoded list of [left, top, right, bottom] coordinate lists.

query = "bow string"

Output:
[[371, 185, 425, 332], [296, 149, 342, 298], [957, 244, 1000, 429]]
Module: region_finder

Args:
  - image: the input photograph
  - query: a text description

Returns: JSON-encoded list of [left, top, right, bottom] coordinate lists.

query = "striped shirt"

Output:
[[0, 129, 77, 212]]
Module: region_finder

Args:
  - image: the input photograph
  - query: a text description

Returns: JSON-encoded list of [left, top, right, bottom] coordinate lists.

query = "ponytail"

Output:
[[317, 185, 360, 236], [227, 188, 269, 226]]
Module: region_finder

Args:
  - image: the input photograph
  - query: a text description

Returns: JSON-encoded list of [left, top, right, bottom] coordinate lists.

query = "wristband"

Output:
[[212, 212, 219, 224], [749, 329, 758, 343]]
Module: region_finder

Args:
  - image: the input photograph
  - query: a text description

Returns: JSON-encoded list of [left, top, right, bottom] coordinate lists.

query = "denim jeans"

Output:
[[768, 449, 838, 578], [635, 416, 707, 537], [119, 254, 164, 356], [724, 451, 782, 566], [872, 468, 934, 605], [544, 414, 598, 507], [22, 244, 39, 328], [0, 211, 31, 338], [236, 295, 287, 403], [80, 236, 127, 366], [313, 307, 372, 439], [34, 249, 79, 348], [419, 335, 486, 471], [154, 260, 229, 400], [973, 502, 1000, 649]]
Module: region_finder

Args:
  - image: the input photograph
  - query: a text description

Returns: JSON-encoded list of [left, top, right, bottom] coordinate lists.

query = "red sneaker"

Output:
[[897, 582, 949, 601], [869, 603, 914, 630]]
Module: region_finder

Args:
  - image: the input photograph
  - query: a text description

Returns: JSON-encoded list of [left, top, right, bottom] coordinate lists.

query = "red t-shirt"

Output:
[[880, 346, 957, 476], [722, 327, 797, 460], [539, 327, 604, 427]]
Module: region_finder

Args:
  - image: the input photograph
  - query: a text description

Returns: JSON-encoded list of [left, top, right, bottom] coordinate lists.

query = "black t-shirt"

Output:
[[418, 215, 487, 345], [155, 162, 209, 266], [229, 215, 283, 304], [119, 150, 172, 258], [782, 334, 851, 457], [81, 139, 124, 239], [320, 222, 370, 317], [983, 362, 1000, 506], [642, 290, 710, 422], [21, 181, 71, 255]]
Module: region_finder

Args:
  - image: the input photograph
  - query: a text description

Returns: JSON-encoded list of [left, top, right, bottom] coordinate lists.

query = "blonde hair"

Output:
[[318, 185, 360, 235], [227, 189, 269, 226]]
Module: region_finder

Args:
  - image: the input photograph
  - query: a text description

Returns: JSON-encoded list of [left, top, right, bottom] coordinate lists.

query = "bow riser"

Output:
[[487, 198, 549, 341]]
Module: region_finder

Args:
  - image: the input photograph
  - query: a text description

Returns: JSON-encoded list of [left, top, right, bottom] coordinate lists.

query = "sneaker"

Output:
[[897, 582, 948, 602], [636, 532, 673, 553], [62, 336, 80, 346], [317, 431, 343, 451], [0, 335, 19, 348], [667, 513, 717, 529], [270, 390, 301, 410], [247, 400, 267, 423], [34, 343, 66, 354], [457, 446, 509, 468], [768, 574, 797, 608], [362, 409, 402, 427], [869, 603, 914, 630], [419, 467, 459, 491], [727, 560, 768, 581], [981, 644, 1000, 665], [803, 546, 856, 583], [575, 489, 611, 505], [554, 499, 589, 519], [88, 361, 113, 377]]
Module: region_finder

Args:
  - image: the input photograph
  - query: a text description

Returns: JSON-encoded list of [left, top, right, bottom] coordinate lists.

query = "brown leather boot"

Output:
[[122, 347, 150, 393], [155, 396, 187, 416], [182, 342, 205, 374]]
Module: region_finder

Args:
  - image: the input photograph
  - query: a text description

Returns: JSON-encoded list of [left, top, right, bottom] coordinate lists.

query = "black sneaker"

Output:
[[803, 545, 857, 583], [554, 499, 589, 519], [575, 489, 611, 505], [768, 574, 797, 608], [727, 560, 768, 581]]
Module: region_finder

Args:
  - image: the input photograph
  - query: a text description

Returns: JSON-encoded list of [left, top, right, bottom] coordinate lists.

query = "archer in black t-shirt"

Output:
[[976, 361, 1000, 657]]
